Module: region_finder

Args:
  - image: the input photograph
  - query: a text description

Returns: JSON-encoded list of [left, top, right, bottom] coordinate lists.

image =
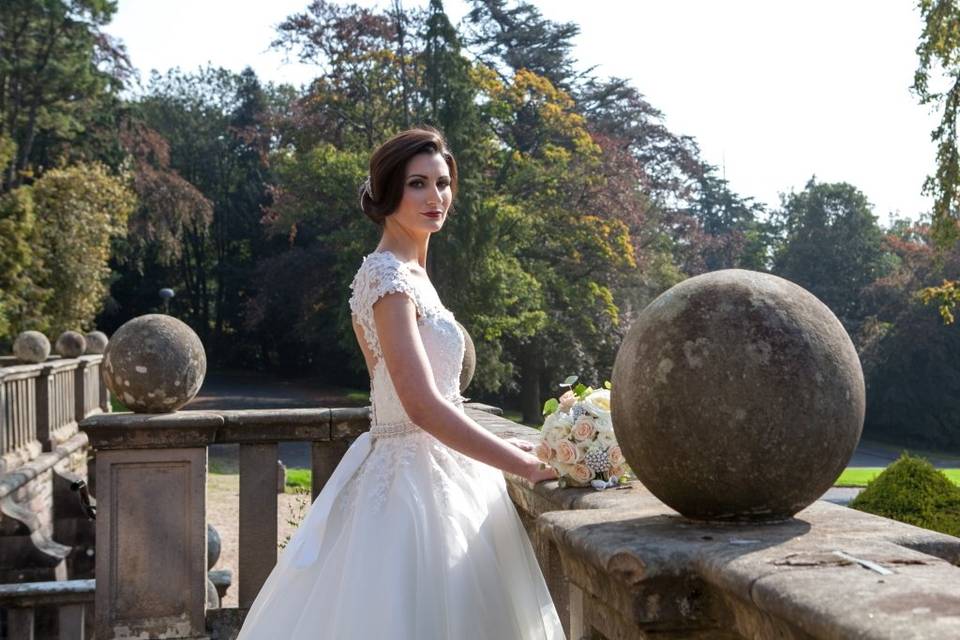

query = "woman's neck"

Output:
[[376, 228, 429, 269]]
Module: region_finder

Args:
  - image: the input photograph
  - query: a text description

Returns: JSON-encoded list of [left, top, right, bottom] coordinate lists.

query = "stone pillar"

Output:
[[37, 359, 79, 452], [81, 411, 221, 640]]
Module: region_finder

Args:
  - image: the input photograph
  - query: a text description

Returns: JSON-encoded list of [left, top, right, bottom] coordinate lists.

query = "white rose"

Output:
[[583, 389, 612, 422], [596, 429, 616, 448], [544, 410, 574, 430], [544, 423, 572, 447]]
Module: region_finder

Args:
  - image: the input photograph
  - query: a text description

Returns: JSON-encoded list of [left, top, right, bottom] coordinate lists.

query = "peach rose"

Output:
[[608, 445, 624, 467], [558, 389, 576, 412], [570, 463, 595, 484], [610, 464, 626, 478], [535, 440, 556, 463], [553, 462, 575, 478], [572, 416, 597, 442], [555, 440, 580, 464]]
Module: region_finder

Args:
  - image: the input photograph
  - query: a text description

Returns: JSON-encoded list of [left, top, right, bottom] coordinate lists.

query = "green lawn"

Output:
[[837, 467, 960, 487], [285, 468, 311, 492]]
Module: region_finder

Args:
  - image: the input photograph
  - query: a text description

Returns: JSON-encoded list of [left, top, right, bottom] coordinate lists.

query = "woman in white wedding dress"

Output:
[[236, 127, 565, 639]]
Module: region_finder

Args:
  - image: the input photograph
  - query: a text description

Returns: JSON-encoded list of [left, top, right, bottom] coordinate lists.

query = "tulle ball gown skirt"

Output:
[[236, 427, 566, 639]]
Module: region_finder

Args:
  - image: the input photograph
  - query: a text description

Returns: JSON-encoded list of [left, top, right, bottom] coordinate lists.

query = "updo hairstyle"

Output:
[[359, 126, 458, 226]]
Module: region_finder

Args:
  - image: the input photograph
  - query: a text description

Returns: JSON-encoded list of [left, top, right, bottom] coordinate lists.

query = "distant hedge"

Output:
[[850, 453, 960, 537]]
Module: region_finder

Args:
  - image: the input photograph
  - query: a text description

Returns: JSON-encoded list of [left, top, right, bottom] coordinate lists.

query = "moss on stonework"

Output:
[[850, 453, 960, 537]]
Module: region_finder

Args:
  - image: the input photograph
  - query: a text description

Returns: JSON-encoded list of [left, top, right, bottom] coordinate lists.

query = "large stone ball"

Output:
[[13, 331, 50, 363], [611, 269, 864, 522], [55, 331, 86, 358], [457, 321, 476, 393], [103, 314, 206, 413], [84, 330, 109, 354]]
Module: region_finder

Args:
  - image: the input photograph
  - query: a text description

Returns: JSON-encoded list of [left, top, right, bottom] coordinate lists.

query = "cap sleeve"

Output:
[[348, 252, 424, 361]]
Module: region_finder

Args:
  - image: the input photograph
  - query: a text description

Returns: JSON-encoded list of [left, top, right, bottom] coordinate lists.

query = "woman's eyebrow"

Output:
[[406, 173, 450, 180]]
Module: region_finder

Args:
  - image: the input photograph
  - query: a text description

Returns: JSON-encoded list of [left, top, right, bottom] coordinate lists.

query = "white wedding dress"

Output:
[[236, 250, 565, 639]]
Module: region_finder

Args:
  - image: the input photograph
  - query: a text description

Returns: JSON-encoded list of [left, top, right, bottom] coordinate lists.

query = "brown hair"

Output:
[[359, 126, 458, 226]]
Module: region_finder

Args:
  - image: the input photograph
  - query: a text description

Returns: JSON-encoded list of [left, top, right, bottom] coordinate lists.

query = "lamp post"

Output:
[[159, 288, 175, 314]]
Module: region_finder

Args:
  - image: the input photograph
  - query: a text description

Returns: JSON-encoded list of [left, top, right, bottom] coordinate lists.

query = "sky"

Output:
[[106, 0, 940, 224]]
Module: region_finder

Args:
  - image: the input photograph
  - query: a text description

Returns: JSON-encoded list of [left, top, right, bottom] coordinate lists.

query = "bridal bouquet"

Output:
[[535, 376, 632, 489]]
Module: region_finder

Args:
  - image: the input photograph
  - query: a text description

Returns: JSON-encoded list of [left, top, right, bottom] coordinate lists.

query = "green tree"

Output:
[[0, 0, 130, 191], [772, 178, 890, 328], [914, 0, 960, 321], [0, 178, 43, 340], [31, 162, 135, 335], [117, 66, 278, 358]]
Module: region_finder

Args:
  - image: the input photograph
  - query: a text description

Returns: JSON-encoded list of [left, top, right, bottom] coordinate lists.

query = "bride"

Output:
[[236, 127, 565, 639]]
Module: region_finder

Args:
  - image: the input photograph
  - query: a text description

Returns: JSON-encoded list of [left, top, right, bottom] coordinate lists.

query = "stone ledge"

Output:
[[536, 496, 960, 639], [0, 578, 94, 607], [80, 411, 223, 449]]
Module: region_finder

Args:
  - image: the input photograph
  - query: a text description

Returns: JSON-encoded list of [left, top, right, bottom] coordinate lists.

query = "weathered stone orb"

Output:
[[611, 269, 864, 522], [13, 331, 50, 363], [55, 331, 86, 358], [207, 523, 221, 570], [457, 321, 476, 393], [103, 314, 206, 413], [84, 330, 109, 354]]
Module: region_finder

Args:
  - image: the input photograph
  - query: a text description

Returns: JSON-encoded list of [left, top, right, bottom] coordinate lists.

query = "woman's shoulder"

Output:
[[349, 250, 420, 314]]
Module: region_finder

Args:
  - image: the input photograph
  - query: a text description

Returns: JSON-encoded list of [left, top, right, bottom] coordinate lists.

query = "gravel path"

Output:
[[208, 475, 311, 608], [196, 371, 362, 608]]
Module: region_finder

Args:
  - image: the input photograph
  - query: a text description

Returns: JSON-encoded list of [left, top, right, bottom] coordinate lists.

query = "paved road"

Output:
[[191, 371, 952, 504]]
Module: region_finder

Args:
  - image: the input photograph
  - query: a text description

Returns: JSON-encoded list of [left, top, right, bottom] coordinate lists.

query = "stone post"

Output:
[[81, 411, 221, 640], [37, 359, 79, 452]]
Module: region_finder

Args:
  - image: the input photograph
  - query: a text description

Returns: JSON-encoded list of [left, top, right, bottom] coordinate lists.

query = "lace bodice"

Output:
[[348, 250, 466, 426]]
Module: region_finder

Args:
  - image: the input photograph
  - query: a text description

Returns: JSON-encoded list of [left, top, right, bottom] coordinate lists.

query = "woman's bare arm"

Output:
[[373, 291, 557, 483]]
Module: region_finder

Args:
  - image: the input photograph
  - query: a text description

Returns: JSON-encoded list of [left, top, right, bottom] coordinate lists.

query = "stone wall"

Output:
[[468, 407, 960, 640]]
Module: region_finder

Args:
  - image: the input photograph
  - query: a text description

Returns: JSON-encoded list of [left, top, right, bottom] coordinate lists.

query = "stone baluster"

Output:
[[80, 411, 220, 639]]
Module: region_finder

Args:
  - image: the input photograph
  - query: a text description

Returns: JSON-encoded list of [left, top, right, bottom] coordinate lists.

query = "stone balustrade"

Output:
[[78, 405, 368, 639], [0, 578, 94, 639], [0, 353, 106, 634], [74, 405, 960, 640]]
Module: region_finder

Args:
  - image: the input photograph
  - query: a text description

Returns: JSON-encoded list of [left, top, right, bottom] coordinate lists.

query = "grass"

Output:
[[837, 467, 960, 487], [285, 468, 311, 492], [109, 395, 128, 412], [344, 390, 370, 404]]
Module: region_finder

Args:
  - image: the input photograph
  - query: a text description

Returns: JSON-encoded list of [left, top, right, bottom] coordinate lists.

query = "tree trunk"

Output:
[[519, 342, 542, 425]]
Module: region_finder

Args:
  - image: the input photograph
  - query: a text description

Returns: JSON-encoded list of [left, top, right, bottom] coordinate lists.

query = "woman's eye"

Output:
[[409, 180, 423, 187]]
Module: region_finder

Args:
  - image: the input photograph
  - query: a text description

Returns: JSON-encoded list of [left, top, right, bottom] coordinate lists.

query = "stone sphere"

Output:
[[206, 577, 220, 608], [55, 331, 86, 358], [457, 321, 476, 393], [84, 330, 109, 354], [13, 331, 50, 363], [103, 314, 206, 413], [611, 269, 864, 522], [207, 523, 221, 570]]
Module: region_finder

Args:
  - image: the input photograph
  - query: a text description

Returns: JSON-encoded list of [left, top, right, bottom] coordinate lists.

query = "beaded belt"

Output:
[[369, 397, 465, 439], [369, 420, 423, 438]]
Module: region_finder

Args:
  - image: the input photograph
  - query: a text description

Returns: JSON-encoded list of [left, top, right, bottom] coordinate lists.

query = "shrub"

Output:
[[850, 453, 960, 537]]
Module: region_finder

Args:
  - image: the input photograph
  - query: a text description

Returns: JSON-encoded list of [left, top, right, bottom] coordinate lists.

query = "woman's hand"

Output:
[[504, 436, 535, 452], [526, 461, 559, 485]]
